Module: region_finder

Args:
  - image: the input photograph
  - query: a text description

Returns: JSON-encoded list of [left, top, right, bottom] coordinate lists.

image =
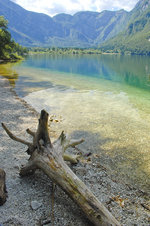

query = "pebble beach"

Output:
[[0, 77, 150, 226]]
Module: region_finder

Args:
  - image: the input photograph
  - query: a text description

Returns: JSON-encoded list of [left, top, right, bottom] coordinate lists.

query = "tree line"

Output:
[[29, 47, 102, 55]]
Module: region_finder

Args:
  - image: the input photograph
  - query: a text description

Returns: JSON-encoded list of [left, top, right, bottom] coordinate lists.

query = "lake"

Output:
[[0, 53, 150, 192]]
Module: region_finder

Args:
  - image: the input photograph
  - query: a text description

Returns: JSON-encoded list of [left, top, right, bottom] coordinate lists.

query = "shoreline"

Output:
[[0, 76, 150, 225]]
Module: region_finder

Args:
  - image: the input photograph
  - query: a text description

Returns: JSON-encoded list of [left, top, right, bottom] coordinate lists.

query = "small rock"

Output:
[[127, 210, 134, 215], [31, 200, 42, 210], [14, 165, 20, 170]]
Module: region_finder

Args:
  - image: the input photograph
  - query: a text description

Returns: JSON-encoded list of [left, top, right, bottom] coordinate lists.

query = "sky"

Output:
[[11, 0, 139, 17]]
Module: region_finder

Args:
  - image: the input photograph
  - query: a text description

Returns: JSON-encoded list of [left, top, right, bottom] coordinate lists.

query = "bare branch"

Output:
[[64, 138, 84, 151], [26, 128, 35, 137], [57, 130, 66, 145], [55, 131, 84, 151], [1, 123, 32, 147], [63, 153, 81, 164]]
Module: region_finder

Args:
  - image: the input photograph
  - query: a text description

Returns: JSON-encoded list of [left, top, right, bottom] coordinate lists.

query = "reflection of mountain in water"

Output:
[[22, 54, 150, 91]]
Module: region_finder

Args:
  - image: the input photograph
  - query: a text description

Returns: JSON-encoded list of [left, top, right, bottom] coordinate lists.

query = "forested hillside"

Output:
[[101, 0, 150, 55]]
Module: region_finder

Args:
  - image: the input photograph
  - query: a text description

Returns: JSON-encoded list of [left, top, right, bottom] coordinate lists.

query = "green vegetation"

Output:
[[0, 16, 28, 61], [1, 0, 150, 56], [100, 30, 150, 55], [101, 0, 150, 55], [29, 47, 102, 55], [1, 0, 150, 55]]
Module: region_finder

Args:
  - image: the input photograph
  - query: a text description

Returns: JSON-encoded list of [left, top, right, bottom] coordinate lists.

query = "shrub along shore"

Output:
[[0, 16, 28, 61]]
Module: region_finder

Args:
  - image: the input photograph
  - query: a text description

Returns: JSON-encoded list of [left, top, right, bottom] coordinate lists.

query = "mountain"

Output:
[[0, 0, 128, 47], [0, 0, 150, 53], [0, 0, 62, 46], [101, 0, 150, 54], [53, 10, 128, 46]]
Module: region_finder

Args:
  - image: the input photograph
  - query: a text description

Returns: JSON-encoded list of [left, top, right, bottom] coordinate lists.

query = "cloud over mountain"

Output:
[[11, 0, 139, 16]]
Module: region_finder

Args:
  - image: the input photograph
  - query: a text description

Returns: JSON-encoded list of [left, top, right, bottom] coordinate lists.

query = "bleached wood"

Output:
[[2, 110, 120, 226]]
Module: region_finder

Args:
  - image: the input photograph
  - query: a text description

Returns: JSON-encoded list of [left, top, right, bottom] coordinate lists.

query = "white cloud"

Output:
[[11, 0, 139, 17]]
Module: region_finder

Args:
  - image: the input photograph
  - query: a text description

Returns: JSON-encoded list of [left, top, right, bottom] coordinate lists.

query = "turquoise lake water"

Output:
[[0, 53, 150, 191]]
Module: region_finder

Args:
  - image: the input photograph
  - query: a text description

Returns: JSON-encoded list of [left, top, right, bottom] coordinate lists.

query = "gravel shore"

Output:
[[0, 77, 150, 225]]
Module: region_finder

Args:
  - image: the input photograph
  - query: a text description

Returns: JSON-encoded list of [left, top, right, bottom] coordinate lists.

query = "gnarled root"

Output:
[[2, 109, 120, 226]]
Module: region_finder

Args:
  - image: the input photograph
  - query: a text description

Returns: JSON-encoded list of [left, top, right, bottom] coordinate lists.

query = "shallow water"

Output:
[[0, 54, 150, 191]]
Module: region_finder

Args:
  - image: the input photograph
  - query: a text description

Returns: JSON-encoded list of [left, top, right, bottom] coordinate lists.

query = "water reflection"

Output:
[[21, 54, 150, 91], [1, 54, 150, 92], [0, 62, 19, 86], [1, 54, 150, 192]]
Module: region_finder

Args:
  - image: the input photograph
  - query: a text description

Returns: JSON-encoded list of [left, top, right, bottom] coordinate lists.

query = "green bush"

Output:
[[0, 16, 28, 60]]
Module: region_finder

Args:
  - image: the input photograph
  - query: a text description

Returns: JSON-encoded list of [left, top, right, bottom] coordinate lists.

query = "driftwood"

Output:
[[2, 109, 120, 226], [0, 168, 7, 205]]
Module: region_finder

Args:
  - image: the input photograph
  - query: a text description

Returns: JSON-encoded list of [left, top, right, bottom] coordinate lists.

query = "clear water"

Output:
[[0, 54, 150, 191]]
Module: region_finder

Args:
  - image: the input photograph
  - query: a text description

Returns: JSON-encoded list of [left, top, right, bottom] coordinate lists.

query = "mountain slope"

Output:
[[101, 0, 150, 54], [0, 0, 62, 46], [1, 0, 149, 52], [0, 0, 128, 47], [94, 10, 129, 44]]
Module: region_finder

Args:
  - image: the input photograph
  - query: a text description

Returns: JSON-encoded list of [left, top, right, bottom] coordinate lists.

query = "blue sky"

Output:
[[11, 0, 139, 17]]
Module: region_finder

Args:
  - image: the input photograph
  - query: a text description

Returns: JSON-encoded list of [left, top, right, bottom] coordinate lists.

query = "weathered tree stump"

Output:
[[0, 168, 7, 205], [2, 109, 120, 225]]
